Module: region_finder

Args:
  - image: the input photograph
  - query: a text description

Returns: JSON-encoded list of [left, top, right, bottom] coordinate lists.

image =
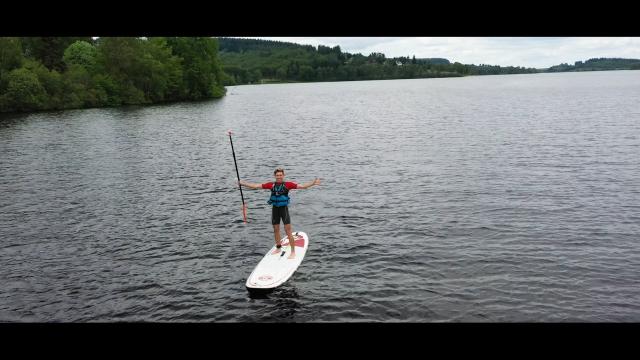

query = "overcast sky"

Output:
[[255, 37, 640, 68]]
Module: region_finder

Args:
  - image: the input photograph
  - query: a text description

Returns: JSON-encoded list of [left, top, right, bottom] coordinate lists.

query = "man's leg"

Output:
[[273, 224, 282, 254], [284, 224, 296, 259], [284, 224, 296, 255], [283, 207, 296, 259], [272, 206, 282, 254]]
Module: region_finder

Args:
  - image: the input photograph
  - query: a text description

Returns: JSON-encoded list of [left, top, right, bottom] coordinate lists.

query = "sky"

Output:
[[256, 37, 640, 69]]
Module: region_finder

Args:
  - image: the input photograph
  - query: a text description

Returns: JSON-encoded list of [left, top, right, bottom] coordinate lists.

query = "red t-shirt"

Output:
[[262, 181, 298, 190]]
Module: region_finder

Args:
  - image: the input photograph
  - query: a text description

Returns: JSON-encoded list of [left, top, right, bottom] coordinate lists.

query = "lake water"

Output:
[[1, 70, 640, 322]]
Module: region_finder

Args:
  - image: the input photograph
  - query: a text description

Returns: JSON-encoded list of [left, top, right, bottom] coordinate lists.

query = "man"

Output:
[[239, 168, 320, 259]]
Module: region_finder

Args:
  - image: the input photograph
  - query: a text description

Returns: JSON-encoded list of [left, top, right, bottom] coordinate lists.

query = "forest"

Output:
[[0, 37, 226, 113], [217, 37, 539, 85]]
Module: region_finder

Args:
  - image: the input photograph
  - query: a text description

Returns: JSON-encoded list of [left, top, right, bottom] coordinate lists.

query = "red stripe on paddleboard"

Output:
[[281, 236, 305, 248]]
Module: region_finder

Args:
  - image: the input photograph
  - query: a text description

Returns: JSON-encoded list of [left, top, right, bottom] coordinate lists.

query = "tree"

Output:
[[248, 69, 262, 83], [61, 64, 93, 108], [318, 45, 331, 55], [368, 52, 386, 64], [93, 37, 151, 104], [22, 58, 64, 109], [137, 37, 184, 102], [92, 73, 121, 106], [21, 37, 91, 71], [3, 67, 47, 111], [166, 37, 224, 99], [63, 41, 98, 70], [276, 66, 287, 80], [0, 37, 23, 73], [0, 37, 24, 93], [2, 36, 229, 112], [299, 65, 315, 81]]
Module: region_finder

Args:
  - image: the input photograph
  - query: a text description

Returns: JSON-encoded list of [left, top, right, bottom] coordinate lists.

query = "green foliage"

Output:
[[166, 37, 224, 99], [547, 58, 640, 72], [63, 41, 97, 69], [416, 58, 450, 65], [0, 37, 226, 113], [143, 37, 185, 101], [21, 37, 91, 72], [0, 37, 24, 99], [0, 37, 23, 73], [218, 38, 314, 52], [22, 58, 64, 109], [218, 37, 539, 85], [211, 84, 226, 98], [92, 73, 121, 106], [94, 37, 148, 100], [2, 67, 47, 111]]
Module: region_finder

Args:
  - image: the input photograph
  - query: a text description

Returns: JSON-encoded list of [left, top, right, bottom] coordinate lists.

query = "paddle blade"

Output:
[[242, 203, 248, 223]]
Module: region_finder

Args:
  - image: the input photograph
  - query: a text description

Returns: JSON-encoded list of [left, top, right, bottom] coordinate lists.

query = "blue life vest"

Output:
[[268, 182, 290, 207]]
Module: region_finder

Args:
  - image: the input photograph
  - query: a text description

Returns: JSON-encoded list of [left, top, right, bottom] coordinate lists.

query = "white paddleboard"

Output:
[[246, 231, 309, 291]]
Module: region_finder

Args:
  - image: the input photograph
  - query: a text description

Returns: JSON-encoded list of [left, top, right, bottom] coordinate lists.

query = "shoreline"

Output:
[[228, 68, 639, 87], [3, 69, 637, 115], [0, 94, 226, 116]]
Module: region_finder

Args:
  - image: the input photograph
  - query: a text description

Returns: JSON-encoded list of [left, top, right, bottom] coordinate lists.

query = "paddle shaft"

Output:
[[228, 133, 246, 206]]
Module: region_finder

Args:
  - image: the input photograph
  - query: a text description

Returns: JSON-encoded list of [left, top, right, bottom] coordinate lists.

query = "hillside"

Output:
[[547, 58, 640, 72], [217, 38, 538, 85]]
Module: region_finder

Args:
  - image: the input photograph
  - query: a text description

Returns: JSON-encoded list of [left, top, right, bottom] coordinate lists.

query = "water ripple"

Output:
[[2, 72, 640, 322]]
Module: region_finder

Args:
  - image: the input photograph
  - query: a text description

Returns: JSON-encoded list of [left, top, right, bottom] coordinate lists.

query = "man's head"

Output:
[[274, 168, 285, 183]]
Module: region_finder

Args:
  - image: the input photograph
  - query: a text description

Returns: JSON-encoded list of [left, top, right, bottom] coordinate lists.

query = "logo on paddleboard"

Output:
[[258, 275, 273, 281]]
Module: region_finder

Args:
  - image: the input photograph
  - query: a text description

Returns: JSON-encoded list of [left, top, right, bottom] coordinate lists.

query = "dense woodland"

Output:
[[546, 58, 640, 72], [218, 38, 539, 85], [0, 37, 226, 113]]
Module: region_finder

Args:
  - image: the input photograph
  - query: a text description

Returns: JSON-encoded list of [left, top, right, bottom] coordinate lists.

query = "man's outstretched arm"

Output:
[[297, 178, 321, 189], [239, 180, 264, 190]]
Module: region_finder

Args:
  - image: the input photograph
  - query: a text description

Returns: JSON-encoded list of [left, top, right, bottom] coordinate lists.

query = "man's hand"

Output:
[[238, 180, 260, 189], [300, 178, 321, 189]]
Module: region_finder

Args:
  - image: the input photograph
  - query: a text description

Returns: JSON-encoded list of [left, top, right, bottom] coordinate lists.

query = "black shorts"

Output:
[[272, 206, 291, 225]]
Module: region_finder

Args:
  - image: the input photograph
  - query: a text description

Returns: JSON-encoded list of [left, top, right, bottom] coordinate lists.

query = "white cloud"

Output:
[[256, 37, 640, 68]]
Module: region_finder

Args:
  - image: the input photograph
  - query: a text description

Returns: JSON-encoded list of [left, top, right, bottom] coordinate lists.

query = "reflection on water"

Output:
[[247, 284, 301, 321]]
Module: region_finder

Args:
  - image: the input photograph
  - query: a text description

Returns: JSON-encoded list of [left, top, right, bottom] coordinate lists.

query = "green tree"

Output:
[[94, 37, 151, 104], [0, 37, 24, 93], [92, 73, 121, 106], [299, 65, 315, 81], [61, 64, 93, 108], [248, 69, 262, 83], [138, 37, 184, 102], [166, 37, 225, 99], [0, 37, 24, 73], [22, 58, 64, 109], [63, 41, 98, 70], [317, 45, 331, 55], [2, 67, 47, 111], [275, 66, 287, 80], [21, 37, 91, 71]]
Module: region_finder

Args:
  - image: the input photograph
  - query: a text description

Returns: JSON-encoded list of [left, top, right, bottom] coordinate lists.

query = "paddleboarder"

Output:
[[239, 168, 320, 259]]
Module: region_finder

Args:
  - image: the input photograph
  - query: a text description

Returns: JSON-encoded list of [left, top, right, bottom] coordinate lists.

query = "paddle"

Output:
[[227, 130, 248, 223]]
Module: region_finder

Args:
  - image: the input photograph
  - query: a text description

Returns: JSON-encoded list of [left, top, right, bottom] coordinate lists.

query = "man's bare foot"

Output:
[[272, 245, 282, 255], [288, 251, 296, 259]]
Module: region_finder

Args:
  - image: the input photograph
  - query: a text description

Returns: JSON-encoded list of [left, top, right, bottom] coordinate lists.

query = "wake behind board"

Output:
[[246, 231, 309, 292]]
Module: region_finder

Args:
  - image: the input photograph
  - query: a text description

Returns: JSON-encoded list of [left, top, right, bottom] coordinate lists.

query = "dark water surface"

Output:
[[2, 71, 640, 322]]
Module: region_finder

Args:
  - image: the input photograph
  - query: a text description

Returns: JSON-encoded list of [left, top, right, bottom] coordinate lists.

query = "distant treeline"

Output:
[[217, 37, 539, 85], [0, 37, 226, 113], [546, 58, 640, 72], [4, 37, 639, 114]]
